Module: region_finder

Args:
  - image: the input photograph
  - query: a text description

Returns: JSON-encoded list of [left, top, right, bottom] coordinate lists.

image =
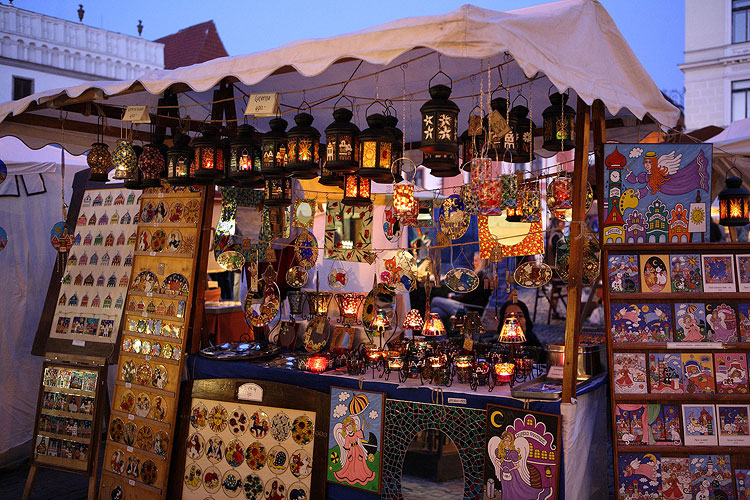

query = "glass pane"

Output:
[[733, 79, 750, 91], [734, 11, 748, 43], [733, 91, 746, 121], [734, 0, 750, 9]]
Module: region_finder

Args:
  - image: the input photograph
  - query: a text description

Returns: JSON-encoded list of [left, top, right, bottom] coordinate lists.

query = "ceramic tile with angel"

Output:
[[617, 452, 663, 500], [608, 254, 640, 293], [705, 302, 739, 343], [610, 303, 645, 343], [674, 303, 708, 342], [327, 387, 385, 493]]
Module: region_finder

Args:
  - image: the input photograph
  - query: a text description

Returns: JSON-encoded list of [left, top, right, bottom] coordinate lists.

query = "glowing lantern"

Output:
[[192, 124, 223, 182], [384, 113, 404, 182], [718, 169, 750, 227], [166, 133, 193, 185], [324, 106, 359, 173], [111, 140, 137, 181], [229, 124, 262, 185], [494, 362, 515, 384], [421, 312, 446, 336], [420, 80, 459, 155], [393, 182, 415, 214], [138, 144, 166, 187], [123, 145, 143, 189], [542, 91, 576, 152], [263, 176, 293, 207], [454, 355, 474, 383], [342, 173, 371, 207], [307, 355, 328, 373], [88, 142, 113, 182], [547, 173, 594, 221], [261, 117, 288, 177], [357, 109, 394, 182], [307, 292, 332, 318], [286, 111, 320, 179], [401, 309, 424, 332], [498, 312, 526, 344], [335, 292, 365, 325]]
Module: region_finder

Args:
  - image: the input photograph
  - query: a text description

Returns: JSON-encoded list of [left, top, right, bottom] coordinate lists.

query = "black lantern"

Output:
[[264, 176, 293, 207], [542, 90, 575, 151], [192, 124, 223, 183], [422, 152, 460, 178], [324, 105, 359, 173], [357, 106, 394, 183], [719, 168, 750, 226], [319, 164, 344, 188], [286, 110, 320, 179], [215, 138, 237, 187], [506, 101, 535, 164], [123, 145, 144, 189], [384, 111, 404, 183], [229, 124, 262, 185], [166, 133, 193, 185], [261, 117, 288, 177], [342, 173, 371, 207], [506, 205, 524, 222], [420, 76, 459, 155]]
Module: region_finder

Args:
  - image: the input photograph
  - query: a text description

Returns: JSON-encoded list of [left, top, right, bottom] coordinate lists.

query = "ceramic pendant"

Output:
[[514, 260, 553, 288], [294, 230, 318, 270], [445, 267, 480, 293], [217, 250, 245, 271]]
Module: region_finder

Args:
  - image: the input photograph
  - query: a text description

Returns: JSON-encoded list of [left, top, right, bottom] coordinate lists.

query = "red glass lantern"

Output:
[[192, 124, 223, 182], [393, 182, 415, 214], [357, 108, 394, 183], [307, 355, 328, 373], [335, 292, 365, 325], [342, 173, 371, 207], [401, 309, 424, 332], [229, 124, 262, 185], [421, 312, 446, 336], [494, 362, 515, 384], [718, 168, 750, 226], [166, 133, 193, 185], [138, 143, 166, 187]]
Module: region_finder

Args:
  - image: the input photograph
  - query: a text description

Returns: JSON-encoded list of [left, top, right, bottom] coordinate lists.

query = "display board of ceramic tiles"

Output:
[[99, 185, 205, 500], [48, 188, 139, 345]]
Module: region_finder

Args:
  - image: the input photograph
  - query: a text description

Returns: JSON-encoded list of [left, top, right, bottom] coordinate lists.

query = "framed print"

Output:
[[737, 254, 750, 292], [681, 405, 718, 446], [701, 254, 736, 293], [716, 404, 750, 446], [639, 254, 671, 293]]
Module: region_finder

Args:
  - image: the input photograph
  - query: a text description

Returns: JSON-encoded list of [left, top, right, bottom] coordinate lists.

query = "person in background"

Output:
[[496, 299, 542, 347], [430, 252, 492, 325]]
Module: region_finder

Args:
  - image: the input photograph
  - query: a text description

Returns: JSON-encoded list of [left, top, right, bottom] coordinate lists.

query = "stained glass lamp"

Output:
[[335, 292, 365, 325], [421, 312, 446, 336]]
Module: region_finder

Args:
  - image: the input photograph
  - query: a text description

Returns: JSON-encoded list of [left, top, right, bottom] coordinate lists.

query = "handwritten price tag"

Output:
[[244, 93, 279, 117]]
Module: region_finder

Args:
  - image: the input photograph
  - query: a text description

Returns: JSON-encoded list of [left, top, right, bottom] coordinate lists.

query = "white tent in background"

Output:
[[0, 136, 89, 465], [710, 118, 750, 195]]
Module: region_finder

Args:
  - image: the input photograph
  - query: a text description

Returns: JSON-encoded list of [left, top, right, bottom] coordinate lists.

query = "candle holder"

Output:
[[336, 292, 365, 325], [287, 290, 306, 320], [345, 349, 367, 376], [306, 292, 332, 320], [383, 351, 407, 383], [424, 354, 452, 387], [454, 355, 475, 384], [307, 354, 329, 374], [469, 359, 494, 392], [493, 362, 516, 386]]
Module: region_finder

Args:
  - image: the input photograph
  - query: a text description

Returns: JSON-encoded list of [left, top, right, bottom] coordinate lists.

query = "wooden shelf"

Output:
[[615, 393, 750, 402], [121, 329, 182, 343], [114, 380, 175, 399], [136, 222, 197, 230], [604, 243, 750, 252], [124, 311, 186, 323], [134, 250, 194, 259], [37, 430, 92, 444], [120, 349, 181, 366], [612, 342, 750, 351], [101, 469, 161, 494], [109, 409, 171, 432], [108, 439, 167, 463], [609, 292, 750, 301], [618, 445, 750, 454], [127, 290, 190, 301]]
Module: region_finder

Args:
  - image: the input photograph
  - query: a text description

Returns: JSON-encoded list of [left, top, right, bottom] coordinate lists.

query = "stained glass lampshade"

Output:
[[718, 171, 750, 227], [166, 133, 193, 185], [88, 142, 113, 182], [335, 292, 365, 325], [421, 312, 446, 336], [111, 140, 137, 181], [342, 173, 371, 207], [498, 312, 526, 343], [307, 292, 332, 318], [138, 144, 166, 187], [372, 309, 391, 333], [401, 309, 424, 330], [393, 182, 415, 214]]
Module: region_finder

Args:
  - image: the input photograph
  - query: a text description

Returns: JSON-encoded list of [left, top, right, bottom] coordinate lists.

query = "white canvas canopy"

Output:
[[0, 0, 679, 155], [710, 118, 750, 195]]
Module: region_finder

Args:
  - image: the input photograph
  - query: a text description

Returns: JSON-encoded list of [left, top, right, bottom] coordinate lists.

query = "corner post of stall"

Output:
[[561, 97, 591, 403]]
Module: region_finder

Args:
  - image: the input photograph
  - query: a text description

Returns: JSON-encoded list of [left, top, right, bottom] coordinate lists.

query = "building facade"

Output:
[[681, 0, 750, 130], [0, 4, 163, 103]]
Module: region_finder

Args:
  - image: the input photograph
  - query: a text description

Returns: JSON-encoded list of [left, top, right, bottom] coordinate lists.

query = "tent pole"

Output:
[[561, 97, 591, 403]]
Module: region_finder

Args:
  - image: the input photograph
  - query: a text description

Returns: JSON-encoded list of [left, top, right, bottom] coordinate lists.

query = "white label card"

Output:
[[122, 105, 150, 123], [72, 340, 86, 347], [244, 93, 279, 117], [237, 382, 263, 402], [447, 397, 467, 405], [667, 342, 722, 349], [547, 366, 565, 380]]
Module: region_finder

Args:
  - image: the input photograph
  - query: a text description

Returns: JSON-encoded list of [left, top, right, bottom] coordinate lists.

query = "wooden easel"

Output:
[[23, 354, 111, 500]]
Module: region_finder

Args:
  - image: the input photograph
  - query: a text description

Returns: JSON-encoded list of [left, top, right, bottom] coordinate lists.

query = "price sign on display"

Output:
[[122, 105, 150, 123], [244, 93, 279, 117]]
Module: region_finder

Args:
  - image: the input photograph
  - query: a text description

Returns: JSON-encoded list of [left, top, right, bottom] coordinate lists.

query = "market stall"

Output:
[[0, 1, 684, 500]]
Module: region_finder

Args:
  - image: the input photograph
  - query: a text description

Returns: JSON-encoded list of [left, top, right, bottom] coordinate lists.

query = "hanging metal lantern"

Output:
[[229, 124, 262, 185], [422, 152, 460, 178], [542, 91, 576, 152], [111, 140, 137, 181], [506, 102, 536, 164], [318, 163, 345, 188], [261, 117, 289, 177], [215, 137, 237, 187], [123, 145, 143, 189], [520, 181, 541, 223], [420, 77, 459, 155], [324, 105, 359, 173], [357, 107, 394, 183], [166, 133, 193, 185], [486, 97, 510, 160], [88, 142, 113, 182], [384, 112, 404, 183], [192, 124, 223, 182], [138, 143, 165, 187], [263, 176, 293, 207], [719, 168, 750, 226], [506, 205, 524, 223], [547, 173, 594, 221], [287, 110, 320, 179], [342, 173, 371, 207]]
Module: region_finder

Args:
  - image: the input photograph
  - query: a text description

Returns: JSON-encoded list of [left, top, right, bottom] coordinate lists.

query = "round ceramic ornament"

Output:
[[444, 267, 479, 293], [217, 250, 245, 271], [438, 194, 470, 240], [0, 226, 6, 251], [0, 159, 6, 185], [382, 202, 402, 242], [294, 230, 318, 270], [50, 222, 73, 252], [328, 263, 347, 290], [244, 282, 280, 327], [514, 260, 553, 288], [285, 266, 309, 288]]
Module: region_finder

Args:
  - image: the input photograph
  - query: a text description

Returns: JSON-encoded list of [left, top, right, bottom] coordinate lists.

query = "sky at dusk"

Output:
[[17, 0, 685, 94]]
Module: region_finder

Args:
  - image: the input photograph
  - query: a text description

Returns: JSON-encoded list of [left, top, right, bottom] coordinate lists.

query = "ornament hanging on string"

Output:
[[0, 226, 7, 252], [328, 260, 348, 290], [0, 158, 7, 186], [52, 130, 72, 271]]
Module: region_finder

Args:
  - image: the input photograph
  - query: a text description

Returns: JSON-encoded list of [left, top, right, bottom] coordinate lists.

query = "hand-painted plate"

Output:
[[169, 201, 184, 223], [183, 199, 200, 224], [132, 271, 159, 293], [514, 261, 553, 288], [161, 273, 189, 296], [294, 230, 318, 270], [244, 283, 280, 327], [303, 316, 329, 353], [285, 266, 309, 288], [140, 201, 155, 223], [152, 200, 169, 224], [217, 250, 245, 271], [267, 445, 289, 474], [438, 194, 470, 240], [151, 230, 166, 252], [444, 267, 479, 293], [291, 415, 314, 445]]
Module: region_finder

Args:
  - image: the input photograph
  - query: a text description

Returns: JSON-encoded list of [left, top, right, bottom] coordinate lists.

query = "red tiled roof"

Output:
[[155, 20, 228, 70]]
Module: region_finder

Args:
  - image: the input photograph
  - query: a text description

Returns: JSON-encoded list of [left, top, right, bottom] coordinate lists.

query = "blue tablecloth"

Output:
[[188, 355, 609, 500]]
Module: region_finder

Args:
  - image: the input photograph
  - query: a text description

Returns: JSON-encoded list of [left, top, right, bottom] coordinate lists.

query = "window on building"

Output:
[[734, 0, 750, 43], [732, 79, 750, 121], [12, 77, 33, 100]]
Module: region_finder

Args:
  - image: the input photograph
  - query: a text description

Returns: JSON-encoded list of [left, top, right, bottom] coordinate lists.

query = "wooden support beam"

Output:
[[561, 97, 591, 403]]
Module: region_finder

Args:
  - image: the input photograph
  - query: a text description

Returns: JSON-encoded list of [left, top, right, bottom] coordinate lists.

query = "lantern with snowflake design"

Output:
[[420, 77, 459, 155]]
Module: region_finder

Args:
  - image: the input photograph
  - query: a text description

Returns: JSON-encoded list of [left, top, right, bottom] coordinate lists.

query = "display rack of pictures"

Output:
[[176, 378, 329, 499], [47, 187, 139, 354], [99, 185, 206, 500], [31, 360, 104, 474], [605, 243, 750, 500]]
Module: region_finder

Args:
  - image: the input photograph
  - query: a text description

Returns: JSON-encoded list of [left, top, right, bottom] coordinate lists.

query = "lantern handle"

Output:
[[428, 70, 453, 90], [334, 94, 354, 111], [512, 92, 529, 109], [297, 100, 312, 115], [548, 85, 569, 98], [384, 99, 397, 117], [727, 165, 743, 180], [365, 99, 387, 116]]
